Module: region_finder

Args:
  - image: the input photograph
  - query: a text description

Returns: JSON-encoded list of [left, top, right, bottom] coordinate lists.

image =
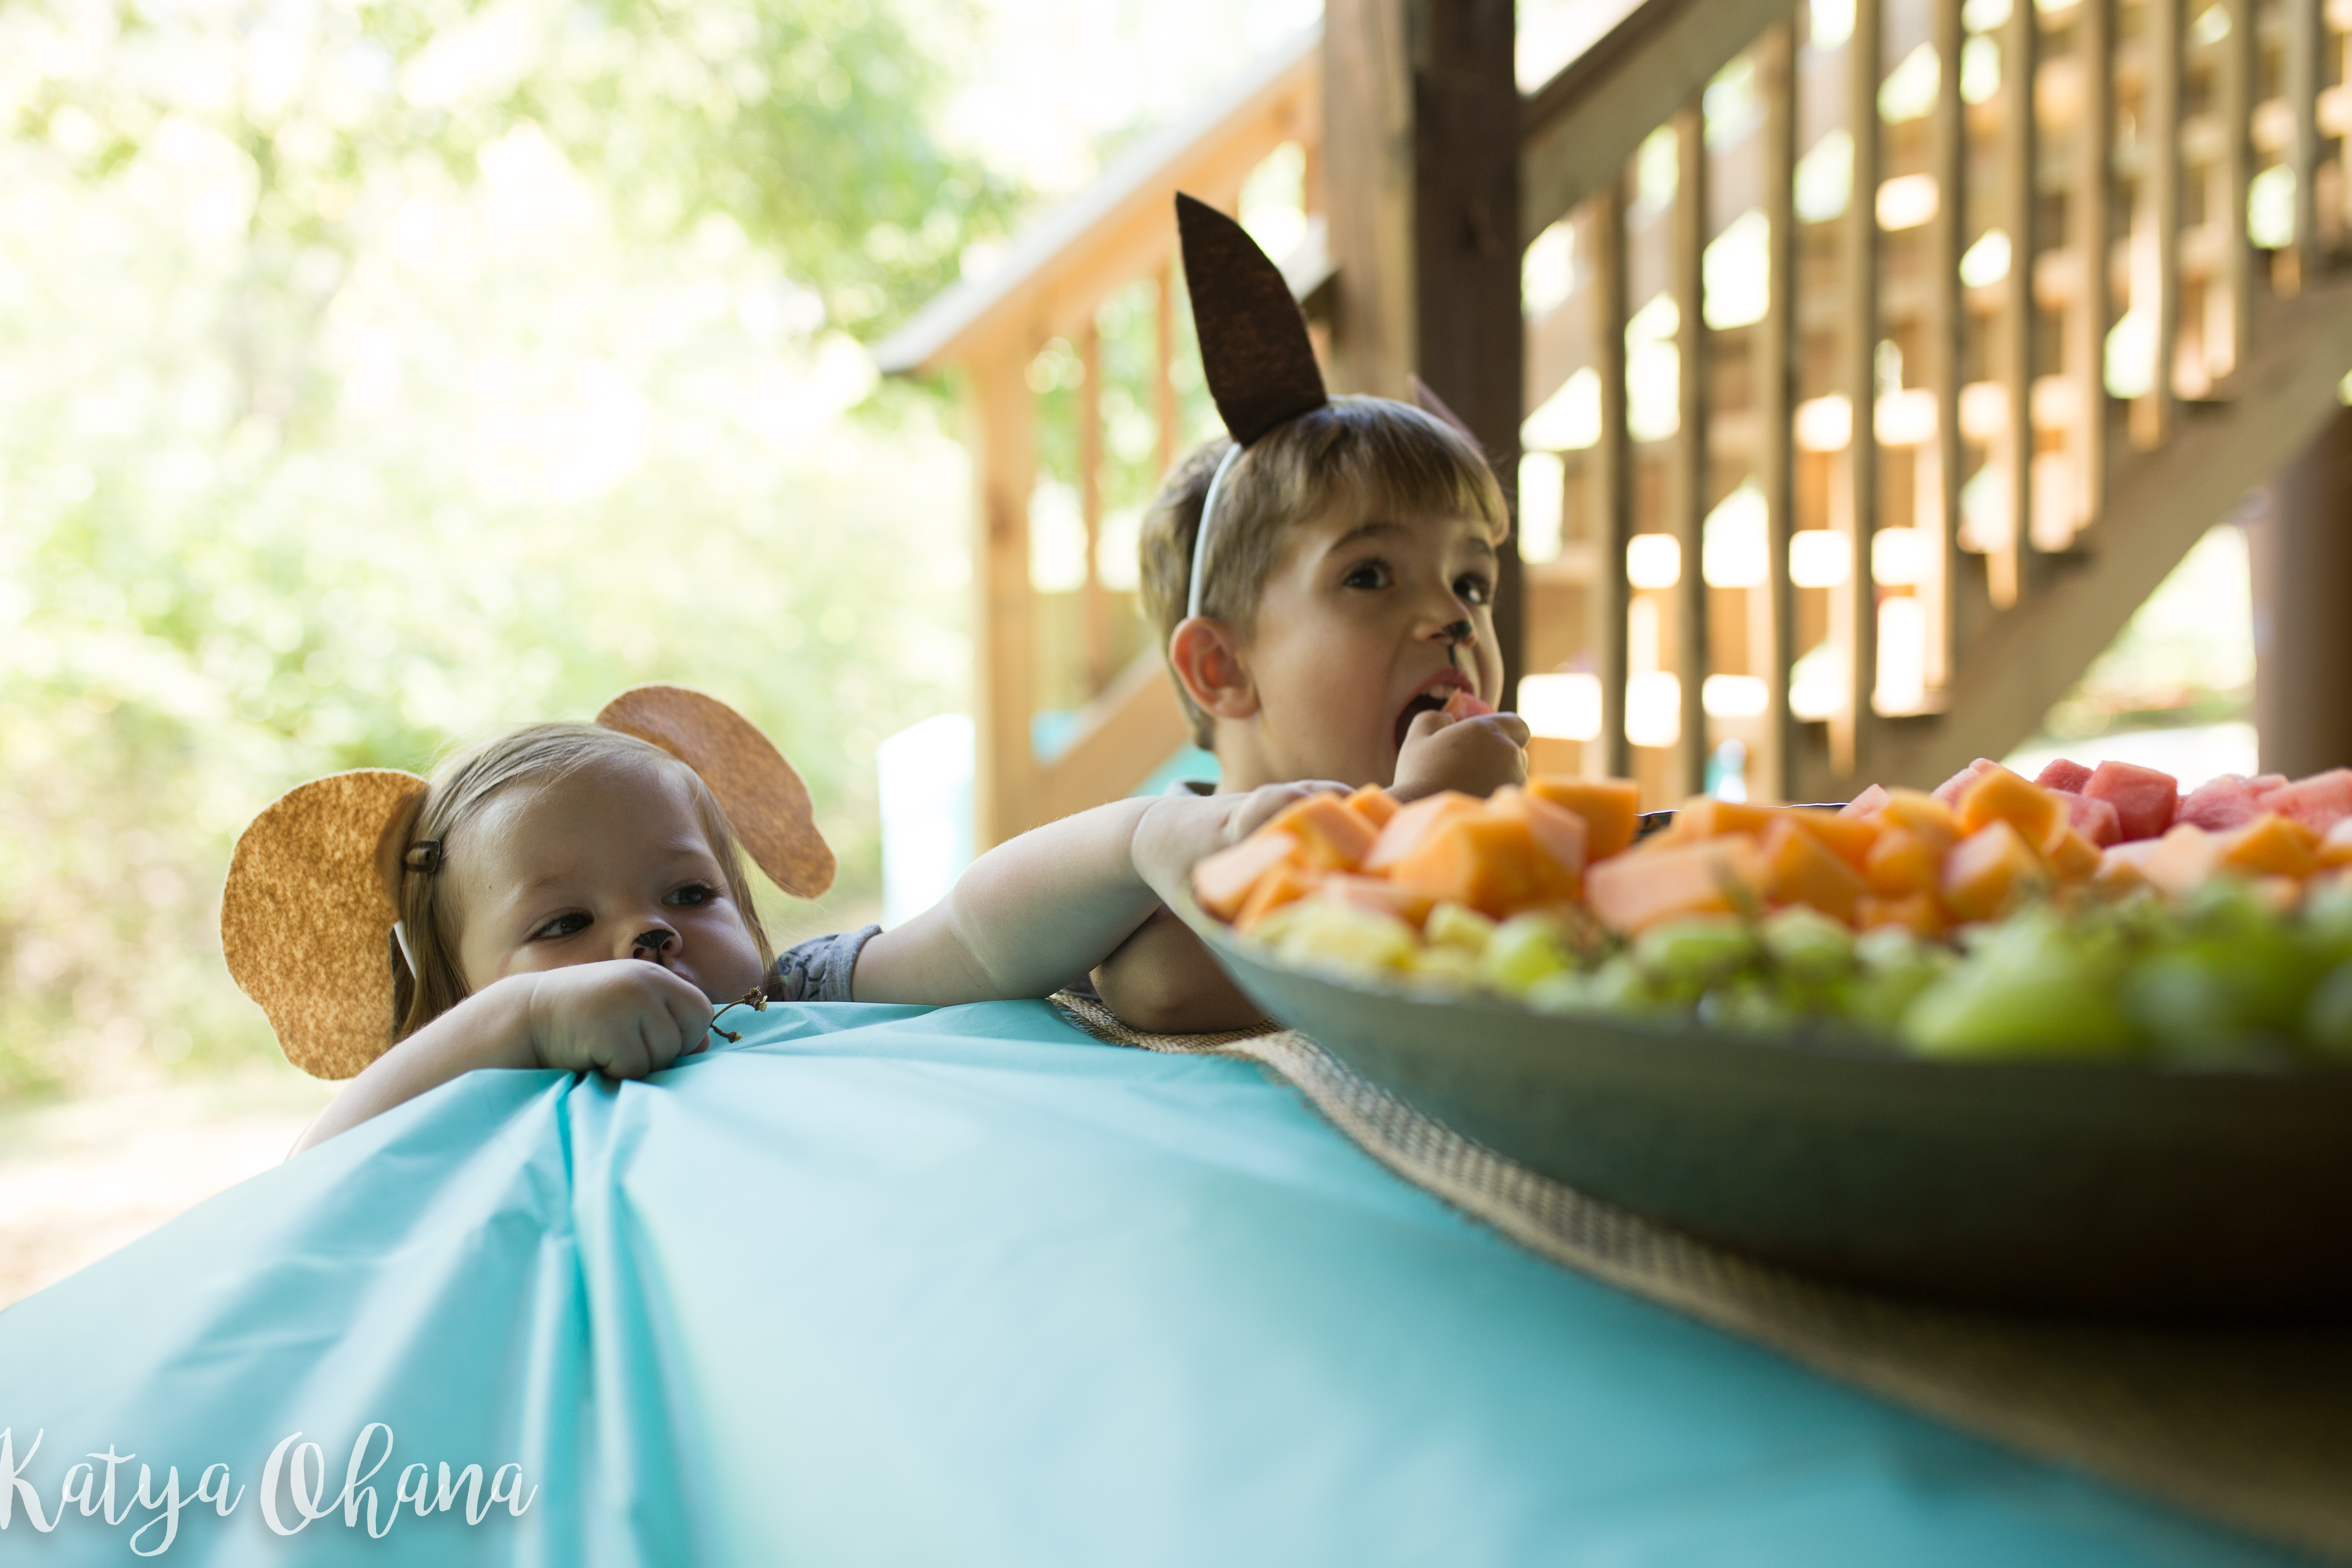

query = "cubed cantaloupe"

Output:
[[1193, 831, 1300, 922], [2141, 824, 2219, 897], [1268, 792, 1378, 872], [1954, 766, 2062, 846], [1489, 787, 1590, 892], [1363, 791, 1484, 872], [1781, 808, 1879, 872], [1942, 820, 2043, 921], [2214, 812, 2321, 879], [1586, 834, 1763, 933], [1317, 872, 1436, 928], [1344, 784, 1400, 828], [2041, 825, 2102, 883], [1236, 861, 1324, 931], [1873, 788, 1960, 845], [1525, 776, 1641, 860], [1864, 828, 1943, 897], [1666, 796, 1782, 841], [1386, 811, 1578, 920], [1856, 892, 1948, 936], [1758, 818, 1868, 923]]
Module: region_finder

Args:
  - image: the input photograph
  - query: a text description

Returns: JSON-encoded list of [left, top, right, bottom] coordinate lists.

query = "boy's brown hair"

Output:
[[1138, 394, 1510, 746], [392, 724, 774, 1040]]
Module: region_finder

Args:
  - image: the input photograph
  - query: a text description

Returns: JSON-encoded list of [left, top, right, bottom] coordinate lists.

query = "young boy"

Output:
[[1092, 395, 1532, 1032]]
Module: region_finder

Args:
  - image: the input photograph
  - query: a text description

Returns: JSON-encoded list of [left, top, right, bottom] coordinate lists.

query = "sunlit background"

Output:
[[0, 0, 2254, 1288]]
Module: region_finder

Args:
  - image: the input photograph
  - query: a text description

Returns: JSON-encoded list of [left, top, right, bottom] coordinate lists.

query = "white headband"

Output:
[[1183, 443, 1246, 622]]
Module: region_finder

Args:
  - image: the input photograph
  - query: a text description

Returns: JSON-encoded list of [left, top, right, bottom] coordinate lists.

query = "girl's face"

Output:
[[1222, 506, 1504, 790], [448, 756, 765, 1004]]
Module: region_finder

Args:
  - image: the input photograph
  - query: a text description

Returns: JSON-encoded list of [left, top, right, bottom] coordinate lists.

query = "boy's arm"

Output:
[[1090, 907, 1265, 1034], [851, 785, 1332, 1007]]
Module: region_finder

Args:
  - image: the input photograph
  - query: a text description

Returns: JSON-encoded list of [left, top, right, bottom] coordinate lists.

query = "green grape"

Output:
[[1403, 942, 1484, 992], [1758, 906, 1856, 985], [1481, 913, 1576, 996], [2121, 953, 2255, 1054], [1630, 916, 1757, 989], [1580, 953, 1674, 1014], [1698, 979, 1795, 1032], [2302, 882, 2352, 960], [1273, 900, 1418, 977], [1424, 901, 1498, 955], [1525, 971, 1593, 1014], [2304, 963, 2352, 1058], [1900, 911, 2133, 1059]]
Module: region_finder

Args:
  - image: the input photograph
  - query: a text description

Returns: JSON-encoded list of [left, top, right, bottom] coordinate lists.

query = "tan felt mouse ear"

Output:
[[597, 685, 836, 899], [221, 769, 428, 1081], [1409, 374, 1479, 447]]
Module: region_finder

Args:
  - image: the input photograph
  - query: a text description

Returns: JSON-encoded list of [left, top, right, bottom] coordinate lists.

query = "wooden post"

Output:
[[1078, 320, 1109, 696], [1928, 0, 1965, 684], [1323, 0, 1416, 399], [2287, 0, 2323, 289], [1838, 0, 1882, 778], [1156, 257, 1181, 480], [2135, 0, 2181, 448], [2070, 0, 2114, 533], [2251, 408, 2352, 775], [1756, 24, 1798, 801], [967, 346, 1037, 849], [1593, 184, 1635, 781], [1672, 102, 1710, 797], [1409, 0, 1525, 701], [2212, 0, 2251, 387], [1997, 0, 2035, 596]]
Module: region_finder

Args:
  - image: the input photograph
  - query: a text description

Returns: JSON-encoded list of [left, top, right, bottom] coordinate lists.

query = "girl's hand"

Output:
[[1392, 708, 1530, 802], [1132, 781, 1349, 906], [518, 961, 714, 1079]]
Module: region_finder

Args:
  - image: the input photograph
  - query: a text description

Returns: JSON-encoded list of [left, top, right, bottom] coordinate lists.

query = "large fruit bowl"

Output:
[[1183, 894, 2352, 1320]]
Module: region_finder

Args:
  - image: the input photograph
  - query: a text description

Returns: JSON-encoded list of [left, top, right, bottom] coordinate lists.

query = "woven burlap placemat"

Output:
[[1049, 992, 2352, 1561]]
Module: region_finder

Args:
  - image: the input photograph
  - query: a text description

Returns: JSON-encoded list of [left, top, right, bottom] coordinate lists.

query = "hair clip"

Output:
[[707, 987, 769, 1044], [403, 839, 444, 876]]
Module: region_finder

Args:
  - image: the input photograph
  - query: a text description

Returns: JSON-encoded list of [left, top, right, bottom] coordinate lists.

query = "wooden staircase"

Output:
[[880, 0, 2352, 837]]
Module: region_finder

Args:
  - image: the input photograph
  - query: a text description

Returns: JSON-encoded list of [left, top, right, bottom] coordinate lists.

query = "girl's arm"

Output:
[[850, 785, 1331, 1005], [290, 962, 712, 1155]]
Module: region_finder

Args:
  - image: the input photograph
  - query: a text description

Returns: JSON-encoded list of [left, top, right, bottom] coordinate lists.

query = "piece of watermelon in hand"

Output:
[[1442, 688, 1498, 720], [2034, 758, 2093, 793], [2082, 760, 2178, 841]]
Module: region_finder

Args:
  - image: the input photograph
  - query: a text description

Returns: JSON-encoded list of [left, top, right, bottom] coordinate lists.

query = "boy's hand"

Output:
[[519, 961, 714, 1079], [1393, 708, 1531, 801], [1133, 781, 1348, 906]]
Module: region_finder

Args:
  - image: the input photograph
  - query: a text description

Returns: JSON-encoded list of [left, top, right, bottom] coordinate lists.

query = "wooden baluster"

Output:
[[1592, 182, 1635, 782], [1838, 0, 1882, 776], [2138, 0, 2183, 446], [1996, 0, 2036, 599], [2070, 0, 2115, 533], [968, 346, 1038, 848], [1078, 320, 1109, 697], [1928, 0, 1965, 686], [2289, 0, 2324, 288], [2212, 0, 2253, 384], [1155, 256, 1180, 480], [1757, 22, 1799, 802], [1673, 102, 1711, 799]]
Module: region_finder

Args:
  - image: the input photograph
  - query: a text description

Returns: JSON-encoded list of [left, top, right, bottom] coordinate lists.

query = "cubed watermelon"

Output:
[[2083, 760, 2177, 841], [1932, 758, 2002, 807], [2034, 758, 2093, 793], [2177, 774, 2263, 833], [2263, 768, 2352, 834], [1839, 783, 1890, 818], [2251, 773, 2289, 800], [2059, 791, 2122, 848]]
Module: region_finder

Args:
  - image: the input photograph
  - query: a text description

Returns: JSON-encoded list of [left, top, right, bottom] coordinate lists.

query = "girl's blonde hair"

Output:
[[390, 723, 774, 1039]]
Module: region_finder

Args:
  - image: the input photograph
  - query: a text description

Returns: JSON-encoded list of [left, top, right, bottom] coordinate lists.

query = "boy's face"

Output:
[[1226, 505, 1504, 789], [449, 756, 766, 1004]]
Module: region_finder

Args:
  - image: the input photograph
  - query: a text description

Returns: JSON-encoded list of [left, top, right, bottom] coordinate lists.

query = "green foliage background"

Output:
[[0, 0, 1026, 1093]]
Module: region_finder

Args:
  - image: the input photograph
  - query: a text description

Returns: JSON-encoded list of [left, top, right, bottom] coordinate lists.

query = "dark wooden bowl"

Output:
[[1184, 898, 2352, 1320]]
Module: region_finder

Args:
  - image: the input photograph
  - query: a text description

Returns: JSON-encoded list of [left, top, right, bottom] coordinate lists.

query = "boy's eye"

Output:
[[666, 882, 720, 908], [533, 912, 592, 940], [1341, 559, 1393, 590], [1454, 574, 1493, 606]]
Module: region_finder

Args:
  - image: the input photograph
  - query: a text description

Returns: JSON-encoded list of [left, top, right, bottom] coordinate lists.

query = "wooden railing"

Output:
[[1521, 0, 2352, 804], [875, 31, 1323, 847], [885, 0, 2352, 840]]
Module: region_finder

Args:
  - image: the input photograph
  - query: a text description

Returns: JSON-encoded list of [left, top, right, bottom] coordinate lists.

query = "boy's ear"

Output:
[[1167, 617, 1261, 723]]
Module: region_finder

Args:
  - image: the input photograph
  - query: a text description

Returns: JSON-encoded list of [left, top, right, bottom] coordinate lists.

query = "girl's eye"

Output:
[[533, 913, 591, 940], [1454, 574, 1493, 607], [1341, 560, 1393, 591], [667, 882, 720, 908]]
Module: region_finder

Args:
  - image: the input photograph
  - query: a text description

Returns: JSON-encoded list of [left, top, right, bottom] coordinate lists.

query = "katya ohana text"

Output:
[[0, 1424, 533, 1556]]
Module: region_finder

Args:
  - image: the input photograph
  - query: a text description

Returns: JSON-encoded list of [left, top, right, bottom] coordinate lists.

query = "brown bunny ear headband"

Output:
[[220, 684, 834, 1081]]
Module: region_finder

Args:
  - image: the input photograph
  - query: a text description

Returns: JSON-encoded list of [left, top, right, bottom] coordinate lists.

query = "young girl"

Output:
[[288, 719, 1328, 1153]]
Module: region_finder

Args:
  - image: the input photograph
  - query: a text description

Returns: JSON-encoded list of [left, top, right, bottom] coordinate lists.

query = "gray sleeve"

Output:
[[770, 924, 882, 1003]]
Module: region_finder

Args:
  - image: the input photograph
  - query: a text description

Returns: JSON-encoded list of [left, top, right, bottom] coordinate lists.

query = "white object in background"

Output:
[[1519, 672, 1603, 741], [876, 714, 974, 930]]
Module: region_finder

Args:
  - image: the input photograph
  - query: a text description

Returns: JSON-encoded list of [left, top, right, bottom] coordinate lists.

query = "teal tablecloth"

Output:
[[0, 1001, 2301, 1564]]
